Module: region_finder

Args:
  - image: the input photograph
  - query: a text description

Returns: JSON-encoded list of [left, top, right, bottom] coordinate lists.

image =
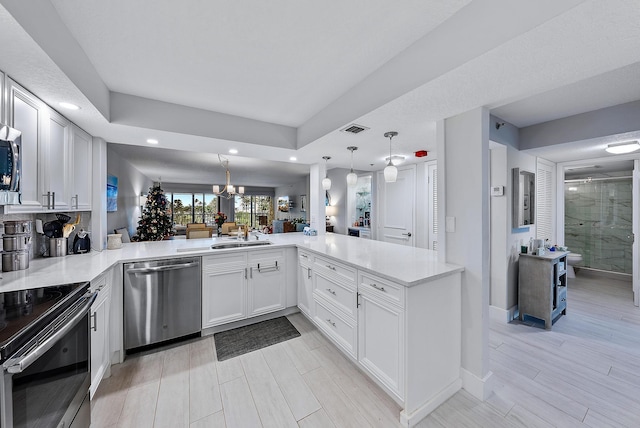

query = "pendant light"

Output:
[[384, 131, 398, 183], [346, 146, 358, 187], [322, 156, 332, 190]]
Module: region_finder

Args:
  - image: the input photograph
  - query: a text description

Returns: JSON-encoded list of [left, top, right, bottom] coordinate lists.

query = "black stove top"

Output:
[[0, 282, 89, 363]]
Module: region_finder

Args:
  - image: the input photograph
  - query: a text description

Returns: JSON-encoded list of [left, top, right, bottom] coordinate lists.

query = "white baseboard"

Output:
[[400, 378, 462, 427], [460, 368, 494, 401], [489, 304, 517, 323]]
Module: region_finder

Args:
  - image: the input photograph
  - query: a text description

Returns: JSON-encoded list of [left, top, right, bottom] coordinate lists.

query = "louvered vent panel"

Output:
[[432, 169, 438, 235], [536, 163, 554, 241], [340, 123, 369, 134]]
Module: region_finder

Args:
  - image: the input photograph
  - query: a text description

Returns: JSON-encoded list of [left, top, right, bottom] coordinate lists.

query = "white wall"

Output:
[[441, 107, 491, 400], [505, 146, 537, 311], [106, 145, 154, 237], [490, 144, 508, 312], [275, 176, 310, 222]]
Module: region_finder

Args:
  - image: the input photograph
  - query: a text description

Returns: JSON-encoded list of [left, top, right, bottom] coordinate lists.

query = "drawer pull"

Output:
[[257, 261, 279, 273], [326, 319, 336, 327], [326, 288, 336, 295], [370, 283, 386, 292], [326, 265, 336, 271], [301, 254, 308, 258]]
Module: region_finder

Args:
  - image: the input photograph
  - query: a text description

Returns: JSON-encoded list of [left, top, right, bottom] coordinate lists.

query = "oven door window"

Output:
[[11, 314, 89, 428]]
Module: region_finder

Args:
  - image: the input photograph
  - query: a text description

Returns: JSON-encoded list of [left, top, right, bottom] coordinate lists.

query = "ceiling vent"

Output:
[[340, 123, 369, 135]]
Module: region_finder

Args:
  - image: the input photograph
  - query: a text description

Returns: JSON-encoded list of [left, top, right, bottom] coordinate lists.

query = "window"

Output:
[[170, 193, 218, 226], [234, 195, 273, 229]]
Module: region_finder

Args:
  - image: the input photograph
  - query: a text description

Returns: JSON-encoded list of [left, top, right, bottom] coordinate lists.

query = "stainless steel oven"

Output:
[[0, 282, 96, 428]]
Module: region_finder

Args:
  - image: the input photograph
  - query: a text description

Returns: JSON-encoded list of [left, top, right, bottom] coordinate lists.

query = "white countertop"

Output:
[[0, 233, 463, 292]]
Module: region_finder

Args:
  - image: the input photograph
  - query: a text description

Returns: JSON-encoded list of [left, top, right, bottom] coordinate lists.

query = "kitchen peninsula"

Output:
[[0, 233, 463, 426]]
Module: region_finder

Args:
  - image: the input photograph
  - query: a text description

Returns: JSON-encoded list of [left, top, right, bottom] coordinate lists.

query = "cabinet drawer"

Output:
[[313, 298, 357, 359], [203, 253, 247, 272], [298, 250, 313, 267], [358, 272, 405, 308], [314, 255, 356, 285], [315, 273, 357, 319]]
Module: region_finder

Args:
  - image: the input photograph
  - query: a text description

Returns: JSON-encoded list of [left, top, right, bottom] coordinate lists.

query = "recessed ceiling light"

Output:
[[146, 139, 159, 145], [605, 141, 640, 154], [59, 102, 80, 110], [229, 149, 238, 154], [289, 157, 297, 161]]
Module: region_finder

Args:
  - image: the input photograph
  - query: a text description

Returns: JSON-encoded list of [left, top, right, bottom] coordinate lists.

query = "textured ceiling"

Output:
[[0, 0, 639, 185]]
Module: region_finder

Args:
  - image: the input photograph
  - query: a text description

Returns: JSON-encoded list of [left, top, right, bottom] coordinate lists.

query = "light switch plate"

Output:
[[445, 216, 456, 233]]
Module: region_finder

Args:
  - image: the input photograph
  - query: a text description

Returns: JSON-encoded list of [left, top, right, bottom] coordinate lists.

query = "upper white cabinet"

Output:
[[70, 126, 92, 210], [4, 77, 92, 213], [43, 109, 71, 210], [6, 79, 46, 212]]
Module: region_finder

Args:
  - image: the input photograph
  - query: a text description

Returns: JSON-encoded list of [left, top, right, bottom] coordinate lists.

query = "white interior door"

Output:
[[378, 165, 415, 246], [633, 160, 639, 306]]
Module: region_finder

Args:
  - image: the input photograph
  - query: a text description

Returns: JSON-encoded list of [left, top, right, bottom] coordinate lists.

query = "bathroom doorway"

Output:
[[558, 158, 639, 306]]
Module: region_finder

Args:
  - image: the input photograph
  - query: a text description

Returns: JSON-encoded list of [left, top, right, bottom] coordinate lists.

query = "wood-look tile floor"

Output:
[[92, 274, 640, 427]]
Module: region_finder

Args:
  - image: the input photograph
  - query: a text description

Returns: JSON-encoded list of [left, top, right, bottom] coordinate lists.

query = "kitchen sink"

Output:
[[210, 240, 273, 249]]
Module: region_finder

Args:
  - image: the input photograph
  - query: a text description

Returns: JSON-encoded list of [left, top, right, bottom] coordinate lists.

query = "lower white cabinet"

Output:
[[90, 274, 112, 398], [299, 251, 462, 426], [358, 286, 404, 400], [202, 248, 288, 329], [248, 249, 286, 316], [202, 253, 248, 328], [297, 250, 313, 317]]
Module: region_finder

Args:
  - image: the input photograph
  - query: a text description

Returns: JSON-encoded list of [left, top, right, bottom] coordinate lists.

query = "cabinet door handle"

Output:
[[301, 254, 308, 259], [42, 192, 51, 209], [91, 312, 98, 332], [357, 292, 361, 308], [326, 288, 336, 296], [402, 232, 412, 237], [307, 268, 312, 279], [51, 191, 55, 209], [370, 283, 386, 292], [326, 319, 336, 327], [250, 267, 253, 278], [244, 267, 247, 279], [326, 265, 336, 271], [71, 194, 79, 209]]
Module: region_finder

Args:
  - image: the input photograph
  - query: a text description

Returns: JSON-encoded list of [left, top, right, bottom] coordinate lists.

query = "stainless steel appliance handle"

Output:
[[3, 291, 97, 374], [127, 261, 199, 274]]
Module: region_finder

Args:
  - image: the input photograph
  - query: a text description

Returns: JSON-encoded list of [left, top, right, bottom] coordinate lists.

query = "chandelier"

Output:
[[213, 154, 244, 199]]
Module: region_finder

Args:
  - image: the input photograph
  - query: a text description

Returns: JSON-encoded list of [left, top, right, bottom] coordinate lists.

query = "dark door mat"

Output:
[[213, 316, 301, 361]]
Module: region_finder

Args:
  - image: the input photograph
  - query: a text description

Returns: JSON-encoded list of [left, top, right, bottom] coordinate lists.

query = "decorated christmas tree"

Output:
[[134, 183, 174, 241]]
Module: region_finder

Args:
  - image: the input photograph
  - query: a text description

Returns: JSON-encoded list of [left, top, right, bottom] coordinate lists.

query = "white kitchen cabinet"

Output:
[[5, 78, 45, 212], [202, 247, 290, 329], [42, 109, 71, 210], [202, 253, 248, 328], [4, 78, 92, 213], [247, 248, 286, 317], [90, 274, 112, 398], [297, 250, 313, 317], [69, 125, 92, 210], [357, 273, 405, 401], [299, 251, 461, 425]]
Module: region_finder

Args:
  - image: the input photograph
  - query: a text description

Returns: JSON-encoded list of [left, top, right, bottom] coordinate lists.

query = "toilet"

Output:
[[566, 252, 583, 278]]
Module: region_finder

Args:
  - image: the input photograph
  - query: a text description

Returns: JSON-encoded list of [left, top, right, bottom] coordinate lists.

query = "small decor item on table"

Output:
[[134, 183, 174, 241], [214, 212, 227, 236]]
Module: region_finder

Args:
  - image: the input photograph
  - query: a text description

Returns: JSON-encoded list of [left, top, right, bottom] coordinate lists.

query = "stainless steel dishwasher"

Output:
[[124, 257, 201, 351]]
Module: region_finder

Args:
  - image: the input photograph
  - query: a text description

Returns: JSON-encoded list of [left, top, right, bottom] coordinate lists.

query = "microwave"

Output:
[[0, 124, 21, 205]]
